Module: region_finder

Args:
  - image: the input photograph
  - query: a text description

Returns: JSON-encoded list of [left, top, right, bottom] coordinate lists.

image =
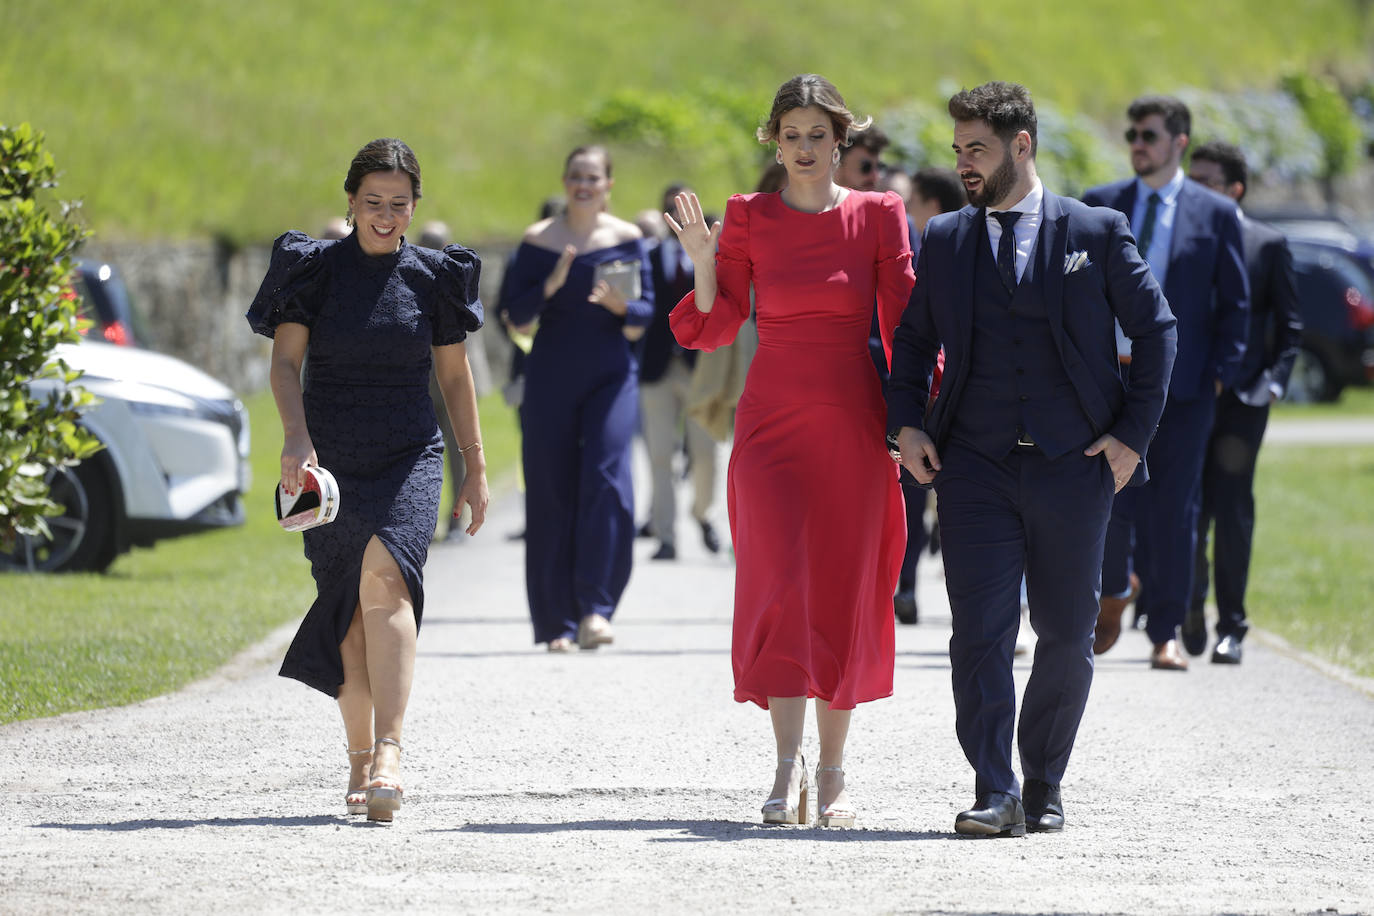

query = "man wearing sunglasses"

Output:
[[1083, 96, 1250, 672], [835, 125, 888, 192]]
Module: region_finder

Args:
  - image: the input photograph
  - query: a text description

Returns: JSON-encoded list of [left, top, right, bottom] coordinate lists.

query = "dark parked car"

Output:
[[1280, 229, 1374, 403], [71, 259, 144, 347]]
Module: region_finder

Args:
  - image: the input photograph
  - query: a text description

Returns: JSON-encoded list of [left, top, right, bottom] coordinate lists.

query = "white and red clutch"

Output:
[[275, 466, 340, 532]]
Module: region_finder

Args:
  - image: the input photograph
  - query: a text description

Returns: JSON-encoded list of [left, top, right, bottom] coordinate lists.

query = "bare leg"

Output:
[[766, 696, 808, 813], [337, 605, 373, 801], [815, 701, 853, 817], [359, 535, 417, 792]]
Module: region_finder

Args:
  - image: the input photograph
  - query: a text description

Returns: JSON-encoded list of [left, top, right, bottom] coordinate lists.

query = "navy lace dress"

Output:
[[247, 230, 483, 696]]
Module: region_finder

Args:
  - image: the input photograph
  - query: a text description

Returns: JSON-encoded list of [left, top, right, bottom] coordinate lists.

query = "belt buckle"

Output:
[[1016, 432, 1036, 448]]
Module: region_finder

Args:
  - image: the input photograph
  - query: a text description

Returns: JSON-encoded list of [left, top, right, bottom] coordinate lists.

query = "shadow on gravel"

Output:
[[34, 815, 341, 831], [448, 820, 946, 842]]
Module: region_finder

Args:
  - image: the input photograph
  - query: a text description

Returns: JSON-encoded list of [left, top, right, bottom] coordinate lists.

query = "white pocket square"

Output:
[[1064, 250, 1090, 274]]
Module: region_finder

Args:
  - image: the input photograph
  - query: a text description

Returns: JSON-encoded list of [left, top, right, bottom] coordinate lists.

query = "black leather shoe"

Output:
[[893, 587, 918, 625], [1022, 779, 1064, 833], [1181, 607, 1207, 656], [954, 792, 1025, 837], [651, 542, 677, 561], [1211, 634, 1243, 664], [636, 523, 654, 539], [699, 520, 721, 554]]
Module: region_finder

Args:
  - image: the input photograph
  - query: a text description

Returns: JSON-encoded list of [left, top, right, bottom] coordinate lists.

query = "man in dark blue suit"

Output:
[[1185, 142, 1302, 664], [1085, 96, 1250, 671], [638, 184, 720, 561], [888, 82, 1177, 836]]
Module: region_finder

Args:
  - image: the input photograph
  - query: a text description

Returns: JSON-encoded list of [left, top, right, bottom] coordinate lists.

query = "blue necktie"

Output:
[[994, 211, 1021, 292], [1137, 192, 1161, 263]]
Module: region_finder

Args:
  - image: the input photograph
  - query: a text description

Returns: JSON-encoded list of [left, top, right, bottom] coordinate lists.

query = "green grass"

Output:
[[1248, 441, 1374, 678], [0, 387, 519, 724], [2, 1, 1370, 244], [1272, 384, 1374, 420]]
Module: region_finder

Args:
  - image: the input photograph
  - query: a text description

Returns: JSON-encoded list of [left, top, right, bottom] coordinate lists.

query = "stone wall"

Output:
[[79, 239, 514, 399]]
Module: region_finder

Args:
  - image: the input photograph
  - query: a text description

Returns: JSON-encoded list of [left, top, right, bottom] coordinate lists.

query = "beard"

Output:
[[964, 147, 1017, 208]]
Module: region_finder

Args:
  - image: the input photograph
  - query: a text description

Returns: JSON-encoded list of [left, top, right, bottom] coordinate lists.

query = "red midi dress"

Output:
[[670, 190, 915, 709]]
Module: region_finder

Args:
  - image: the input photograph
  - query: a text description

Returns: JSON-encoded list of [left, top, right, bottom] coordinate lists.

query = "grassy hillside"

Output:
[[3, 0, 1371, 245]]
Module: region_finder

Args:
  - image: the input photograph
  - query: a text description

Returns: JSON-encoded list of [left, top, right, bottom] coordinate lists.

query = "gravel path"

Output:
[[4, 441, 1372, 915]]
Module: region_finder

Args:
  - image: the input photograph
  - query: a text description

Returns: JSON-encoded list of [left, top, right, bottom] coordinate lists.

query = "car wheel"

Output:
[[1284, 348, 1342, 403], [0, 461, 116, 573]]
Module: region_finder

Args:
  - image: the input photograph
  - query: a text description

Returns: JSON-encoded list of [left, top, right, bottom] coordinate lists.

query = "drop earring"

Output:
[[832, 148, 841, 166], [345, 209, 354, 228], [776, 150, 783, 165]]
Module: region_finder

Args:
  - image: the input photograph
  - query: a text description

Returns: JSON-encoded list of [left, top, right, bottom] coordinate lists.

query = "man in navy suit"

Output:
[[1085, 96, 1250, 671], [1184, 142, 1302, 665], [638, 183, 720, 561], [888, 82, 1177, 836]]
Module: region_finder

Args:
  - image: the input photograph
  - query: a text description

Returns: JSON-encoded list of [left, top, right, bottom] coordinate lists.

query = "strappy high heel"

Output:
[[761, 755, 809, 825], [815, 765, 856, 827], [345, 745, 372, 815], [365, 737, 404, 823]]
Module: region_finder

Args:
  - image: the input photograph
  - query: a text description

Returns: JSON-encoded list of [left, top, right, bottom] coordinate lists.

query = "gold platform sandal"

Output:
[[815, 765, 856, 827], [365, 737, 404, 823], [761, 755, 809, 825], [345, 746, 372, 816]]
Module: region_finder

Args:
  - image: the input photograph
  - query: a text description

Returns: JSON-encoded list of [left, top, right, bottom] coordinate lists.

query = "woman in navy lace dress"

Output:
[[247, 138, 488, 822], [500, 145, 653, 652]]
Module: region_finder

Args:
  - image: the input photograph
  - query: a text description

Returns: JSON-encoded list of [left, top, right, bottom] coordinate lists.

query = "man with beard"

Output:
[[887, 81, 1176, 836], [1084, 97, 1249, 671]]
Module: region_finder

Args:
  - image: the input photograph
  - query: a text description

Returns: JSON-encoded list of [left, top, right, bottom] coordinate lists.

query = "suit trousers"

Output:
[[1102, 394, 1216, 645], [640, 357, 717, 545], [935, 441, 1113, 797], [1192, 391, 1270, 640], [899, 473, 929, 589]]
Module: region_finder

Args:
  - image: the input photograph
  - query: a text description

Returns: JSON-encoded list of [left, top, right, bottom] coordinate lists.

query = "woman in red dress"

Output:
[[668, 74, 914, 826]]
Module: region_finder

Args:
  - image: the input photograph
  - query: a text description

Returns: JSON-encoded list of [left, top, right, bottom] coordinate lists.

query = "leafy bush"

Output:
[[1281, 72, 1364, 182], [587, 84, 768, 191], [1177, 87, 1324, 183], [0, 123, 100, 547]]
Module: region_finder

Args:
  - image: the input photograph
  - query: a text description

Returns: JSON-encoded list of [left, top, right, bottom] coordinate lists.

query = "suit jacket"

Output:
[[640, 240, 697, 383], [888, 189, 1178, 480], [1232, 217, 1302, 406], [1082, 178, 1249, 400]]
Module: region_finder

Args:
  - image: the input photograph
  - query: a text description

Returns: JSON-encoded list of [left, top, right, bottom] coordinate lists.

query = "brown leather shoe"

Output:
[[1093, 572, 1140, 655], [1150, 639, 1189, 670]]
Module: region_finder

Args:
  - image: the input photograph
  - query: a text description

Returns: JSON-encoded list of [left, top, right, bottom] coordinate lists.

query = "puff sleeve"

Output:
[[670, 194, 752, 353], [432, 243, 485, 346], [245, 230, 328, 337]]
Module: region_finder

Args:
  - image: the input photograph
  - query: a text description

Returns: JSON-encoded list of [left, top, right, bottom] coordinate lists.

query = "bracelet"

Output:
[[457, 441, 482, 454]]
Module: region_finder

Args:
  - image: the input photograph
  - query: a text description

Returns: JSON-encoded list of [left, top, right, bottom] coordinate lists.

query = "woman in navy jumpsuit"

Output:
[[500, 146, 653, 651]]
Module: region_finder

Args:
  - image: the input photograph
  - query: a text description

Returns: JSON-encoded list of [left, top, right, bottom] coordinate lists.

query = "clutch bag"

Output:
[[275, 465, 340, 531], [593, 258, 642, 301]]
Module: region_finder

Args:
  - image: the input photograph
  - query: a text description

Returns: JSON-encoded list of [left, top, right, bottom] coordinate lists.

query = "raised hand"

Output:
[[664, 191, 722, 267], [543, 244, 577, 299]]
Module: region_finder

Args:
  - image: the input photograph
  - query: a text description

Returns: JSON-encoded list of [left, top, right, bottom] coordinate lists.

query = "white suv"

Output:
[[3, 341, 250, 572]]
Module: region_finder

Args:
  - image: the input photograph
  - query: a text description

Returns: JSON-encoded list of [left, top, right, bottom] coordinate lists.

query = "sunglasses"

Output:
[[1124, 127, 1162, 145], [858, 159, 878, 175]]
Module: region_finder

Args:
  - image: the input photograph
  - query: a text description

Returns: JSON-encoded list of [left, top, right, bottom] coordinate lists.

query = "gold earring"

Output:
[[776, 150, 783, 165]]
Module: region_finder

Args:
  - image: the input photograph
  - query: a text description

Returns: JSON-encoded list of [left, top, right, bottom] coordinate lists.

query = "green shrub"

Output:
[[1178, 87, 1324, 183], [1281, 71, 1364, 182], [0, 123, 101, 547]]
